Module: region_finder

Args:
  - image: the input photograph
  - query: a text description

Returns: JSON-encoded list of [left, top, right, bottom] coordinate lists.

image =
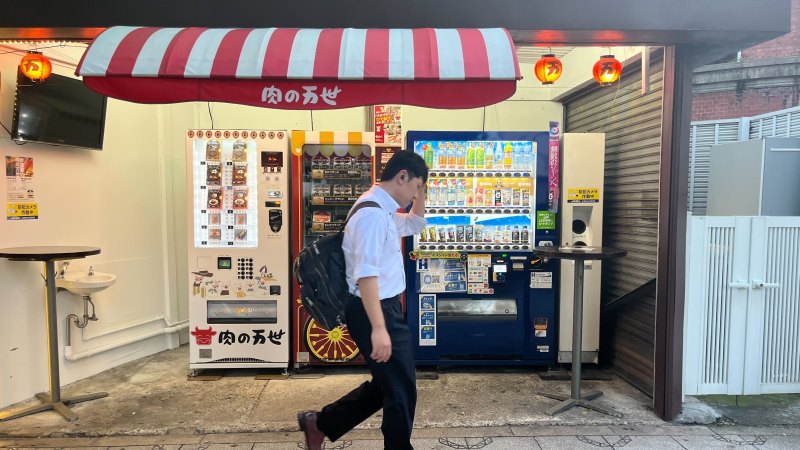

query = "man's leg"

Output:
[[315, 295, 384, 441], [373, 297, 416, 450]]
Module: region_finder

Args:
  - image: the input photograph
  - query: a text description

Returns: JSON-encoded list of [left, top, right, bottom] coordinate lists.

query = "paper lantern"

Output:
[[534, 54, 563, 85], [20, 52, 52, 82], [592, 54, 622, 86]]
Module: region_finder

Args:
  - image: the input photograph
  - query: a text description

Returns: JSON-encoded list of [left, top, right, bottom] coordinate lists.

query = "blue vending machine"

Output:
[[405, 131, 558, 365]]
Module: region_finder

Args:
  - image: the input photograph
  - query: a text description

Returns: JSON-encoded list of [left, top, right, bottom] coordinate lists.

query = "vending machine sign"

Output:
[[419, 294, 437, 346]]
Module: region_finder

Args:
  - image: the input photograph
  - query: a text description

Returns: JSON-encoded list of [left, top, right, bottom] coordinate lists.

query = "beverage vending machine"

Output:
[[405, 131, 558, 365], [290, 131, 376, 368], [187, 129, 290, 371]]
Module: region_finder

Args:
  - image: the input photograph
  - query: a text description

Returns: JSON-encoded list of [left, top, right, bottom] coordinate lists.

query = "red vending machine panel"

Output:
[[291, 131, 375, 367]]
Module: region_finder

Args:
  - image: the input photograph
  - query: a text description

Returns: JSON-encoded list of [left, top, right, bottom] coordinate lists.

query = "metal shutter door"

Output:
[[563, 51, 663, 396]]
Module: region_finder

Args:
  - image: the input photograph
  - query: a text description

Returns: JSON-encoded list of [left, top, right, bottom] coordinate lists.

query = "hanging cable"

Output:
[[207, 102, 215, 129]]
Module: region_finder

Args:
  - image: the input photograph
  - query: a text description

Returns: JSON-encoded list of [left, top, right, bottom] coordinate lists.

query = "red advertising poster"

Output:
[[374, 105, 403, 146]]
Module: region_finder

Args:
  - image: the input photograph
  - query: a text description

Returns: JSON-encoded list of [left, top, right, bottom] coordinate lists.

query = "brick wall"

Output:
[[692, 86, 800, 121], [691, 0, 800, 121]]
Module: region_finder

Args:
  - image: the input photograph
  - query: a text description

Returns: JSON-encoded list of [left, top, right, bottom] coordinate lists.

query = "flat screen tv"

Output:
[[11, 69, 107, 150]]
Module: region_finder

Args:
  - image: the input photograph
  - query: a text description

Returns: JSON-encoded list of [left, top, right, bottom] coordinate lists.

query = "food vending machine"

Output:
[[405, 131, 558, 365], [187, 129, 290, 371], [290, 131, 376, 367]]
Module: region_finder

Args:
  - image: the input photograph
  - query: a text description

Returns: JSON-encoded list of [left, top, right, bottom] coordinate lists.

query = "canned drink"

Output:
[[521, 190, 530, 205], [428, 226, 438, 242], [465, 225, 474, 242], [447, 226, 456, 242], [420, 227, 428, 242], [438, 226, 447, 242], [456, 225, 465, 242], [512, 188, 521, 206], [474, 225, 483, 242]]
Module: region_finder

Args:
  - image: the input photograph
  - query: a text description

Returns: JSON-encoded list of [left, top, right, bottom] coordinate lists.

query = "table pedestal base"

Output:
[[0, 391, 108, 422], [537, 390, 622, 417]]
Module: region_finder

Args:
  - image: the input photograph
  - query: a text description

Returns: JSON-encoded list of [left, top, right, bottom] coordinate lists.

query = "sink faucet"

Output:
[[57, 261, 70, 279]]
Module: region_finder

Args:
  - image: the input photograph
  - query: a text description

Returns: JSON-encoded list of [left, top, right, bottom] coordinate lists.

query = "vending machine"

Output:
[[290, 130, 376, 368], [405, 131, 558, 365], [187, 129, 290, 371]]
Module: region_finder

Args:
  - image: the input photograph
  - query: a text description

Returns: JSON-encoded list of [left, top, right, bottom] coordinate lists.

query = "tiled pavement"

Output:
[[3, 425, 800, 450]]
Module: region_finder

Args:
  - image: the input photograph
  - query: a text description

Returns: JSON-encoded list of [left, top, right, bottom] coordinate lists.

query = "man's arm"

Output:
[[395, 182, 427, 237], [357, 276, 391, 363]]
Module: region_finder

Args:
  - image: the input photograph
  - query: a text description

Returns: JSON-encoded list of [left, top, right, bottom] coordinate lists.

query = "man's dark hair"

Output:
[[381, 150, 429, 183]]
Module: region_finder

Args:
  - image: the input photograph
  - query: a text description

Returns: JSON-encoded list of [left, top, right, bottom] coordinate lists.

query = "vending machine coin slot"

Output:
[[269, 209, 282, 232]]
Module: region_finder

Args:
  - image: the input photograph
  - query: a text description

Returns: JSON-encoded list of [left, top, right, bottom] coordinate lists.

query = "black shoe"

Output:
[[298, 411, 325, 450]]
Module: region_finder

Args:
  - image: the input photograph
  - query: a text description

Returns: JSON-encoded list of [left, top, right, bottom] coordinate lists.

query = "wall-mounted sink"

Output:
[[57, 272, 116, 296]]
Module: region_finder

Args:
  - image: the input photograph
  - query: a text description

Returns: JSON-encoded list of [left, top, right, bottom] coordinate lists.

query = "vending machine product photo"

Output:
[[290, 131, 376, 367], [186, 129, 290, 372], [406, 131, 558, 365]]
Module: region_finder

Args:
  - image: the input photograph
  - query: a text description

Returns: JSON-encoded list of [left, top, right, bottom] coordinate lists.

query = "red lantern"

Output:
[[534, 53, 563, 85], [19, 52, 52, 82], [592, 54, 622, 86]]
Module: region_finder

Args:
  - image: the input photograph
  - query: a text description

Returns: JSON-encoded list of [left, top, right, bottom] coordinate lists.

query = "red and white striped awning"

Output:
[[77, 26, 521, 110]]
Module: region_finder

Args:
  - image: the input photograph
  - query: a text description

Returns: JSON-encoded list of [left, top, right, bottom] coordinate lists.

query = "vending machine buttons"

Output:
[[237, 258, 254, 279]]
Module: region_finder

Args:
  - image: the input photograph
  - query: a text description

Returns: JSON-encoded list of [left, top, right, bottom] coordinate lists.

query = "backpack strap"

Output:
[[344, 200, 381, 226]]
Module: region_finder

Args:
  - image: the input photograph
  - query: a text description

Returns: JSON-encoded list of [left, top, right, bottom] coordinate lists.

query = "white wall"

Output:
[[1, 43, 609, 408], [0, 46, 185, 408]]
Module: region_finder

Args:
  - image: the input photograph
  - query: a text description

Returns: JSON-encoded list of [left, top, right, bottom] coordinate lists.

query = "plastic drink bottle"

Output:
[[438, 142, 447, 169], [485, 143, 494, 169], [466, 142, 475, 169], [447, 143, 456, 169], [504, 142, 513, 169], [495, 142, 504, 169], [476, 142, 485, 169], [456, 143, 466, 169], [423, 143, 434, 168]]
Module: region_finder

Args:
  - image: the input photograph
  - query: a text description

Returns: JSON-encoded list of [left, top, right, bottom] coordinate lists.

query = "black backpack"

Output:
[[293, 201, 380, 330]]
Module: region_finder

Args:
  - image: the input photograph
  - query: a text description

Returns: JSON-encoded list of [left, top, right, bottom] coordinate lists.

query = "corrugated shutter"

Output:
[[688, 120, 741, 215], [562, 50, 664, 397]]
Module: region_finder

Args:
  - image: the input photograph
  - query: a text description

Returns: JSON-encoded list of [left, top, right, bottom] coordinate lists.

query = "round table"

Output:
[[533, 245, 627, 418], [0, 246, 107, 422]]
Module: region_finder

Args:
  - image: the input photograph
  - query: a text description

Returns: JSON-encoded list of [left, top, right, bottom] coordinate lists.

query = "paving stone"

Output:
[[671, 434, 758, 449]]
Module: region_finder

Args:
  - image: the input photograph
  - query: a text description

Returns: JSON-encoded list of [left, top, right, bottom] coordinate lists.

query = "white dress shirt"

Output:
[[343, 184, 427, 299]]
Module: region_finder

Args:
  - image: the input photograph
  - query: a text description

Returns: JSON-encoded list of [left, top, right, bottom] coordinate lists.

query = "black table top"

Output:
[[0, 246, 101, 261], [533, 245, 627, 260]]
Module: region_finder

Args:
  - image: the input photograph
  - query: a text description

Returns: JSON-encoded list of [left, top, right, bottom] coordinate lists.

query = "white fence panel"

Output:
[[684, 215, 800, 396]]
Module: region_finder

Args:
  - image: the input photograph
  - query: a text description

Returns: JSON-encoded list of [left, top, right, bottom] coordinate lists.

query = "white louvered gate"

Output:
[[684, 215, 800, 395]]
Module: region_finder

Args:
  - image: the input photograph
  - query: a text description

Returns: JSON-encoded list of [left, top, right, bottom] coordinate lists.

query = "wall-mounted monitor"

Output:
[[11, 69, 107, 150]]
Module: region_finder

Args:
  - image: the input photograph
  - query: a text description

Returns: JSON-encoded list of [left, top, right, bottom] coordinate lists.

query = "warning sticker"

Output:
[[567, 188, 600, 203]]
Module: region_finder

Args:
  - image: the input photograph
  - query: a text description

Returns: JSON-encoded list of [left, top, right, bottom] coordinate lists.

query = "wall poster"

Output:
[[5, 156, 38, 220]]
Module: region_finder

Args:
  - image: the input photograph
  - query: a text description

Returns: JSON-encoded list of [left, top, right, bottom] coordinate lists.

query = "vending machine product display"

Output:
[[406, 131, 558, 365], [290, 131, 376, 367], [187, 129, 290, 371]]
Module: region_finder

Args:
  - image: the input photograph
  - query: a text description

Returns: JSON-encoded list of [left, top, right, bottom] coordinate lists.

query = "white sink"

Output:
[[57, 272, 116, 296]]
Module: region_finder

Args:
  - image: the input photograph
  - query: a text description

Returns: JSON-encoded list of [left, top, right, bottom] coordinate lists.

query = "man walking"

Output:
[[299, 151, 428, 450]]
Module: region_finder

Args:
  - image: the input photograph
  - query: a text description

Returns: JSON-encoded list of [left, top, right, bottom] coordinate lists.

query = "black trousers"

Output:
[[316, 294, 416, 450]]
